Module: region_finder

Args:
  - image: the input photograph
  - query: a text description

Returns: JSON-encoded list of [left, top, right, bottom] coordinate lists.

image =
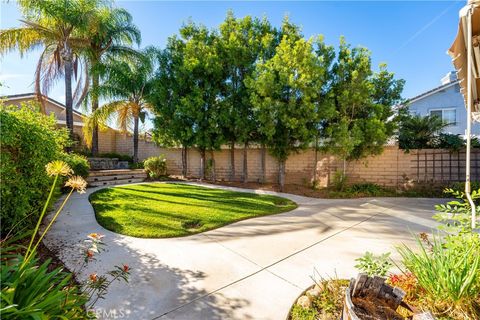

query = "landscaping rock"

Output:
[[306, 286, 322, 298], [296, 295, 312, 309]]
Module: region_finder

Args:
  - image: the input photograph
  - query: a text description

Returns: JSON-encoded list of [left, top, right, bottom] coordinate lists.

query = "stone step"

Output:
[[87, 172, 147, 183], [88, 178, 146, 187], [88, 169, 145, 177]]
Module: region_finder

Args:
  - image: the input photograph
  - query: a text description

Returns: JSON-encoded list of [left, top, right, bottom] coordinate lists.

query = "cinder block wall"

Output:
[[98, 129, 478, 188]]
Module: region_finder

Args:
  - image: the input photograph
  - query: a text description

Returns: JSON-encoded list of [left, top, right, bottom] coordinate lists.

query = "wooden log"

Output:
[[342, 274, 435, 320], [412, 312, 435, 320]]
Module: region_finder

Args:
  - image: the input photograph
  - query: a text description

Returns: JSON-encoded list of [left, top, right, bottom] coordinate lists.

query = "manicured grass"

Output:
[[90, 183, 297, 238]]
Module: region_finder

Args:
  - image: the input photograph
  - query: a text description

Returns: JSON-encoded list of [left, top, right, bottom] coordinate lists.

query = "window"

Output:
[[429, 108, 456, 125]]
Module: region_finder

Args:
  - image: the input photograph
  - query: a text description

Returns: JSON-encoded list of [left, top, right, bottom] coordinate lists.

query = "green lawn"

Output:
[[90, 183, 297, 238]]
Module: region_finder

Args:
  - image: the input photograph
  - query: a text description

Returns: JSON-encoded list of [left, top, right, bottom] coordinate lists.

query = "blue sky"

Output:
[[0, 1, 464, 110]]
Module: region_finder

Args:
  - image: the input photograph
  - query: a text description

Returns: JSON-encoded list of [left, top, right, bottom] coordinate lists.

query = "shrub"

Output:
[[396, 190, 480, 319], [129, 161, 144, 169], [347, 183, 391, 197], [0, 251, 89, 319], [99, 152, 133, 162], [0, 163, 129, 319], [144, 155, 167, 179], [0, 103, 68, 236], [61, 153, 90, 178], [435, 133, 465, 151], [397, 234, 480, 318], [355, 251, 393, 277], [331, 170, 347, 191]]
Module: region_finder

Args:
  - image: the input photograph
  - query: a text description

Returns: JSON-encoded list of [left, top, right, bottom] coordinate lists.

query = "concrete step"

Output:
[[87, 173, 146, 183], [88, 177, 146, 187], [88, 169, 145, 177], [87, 169, 147, 187]]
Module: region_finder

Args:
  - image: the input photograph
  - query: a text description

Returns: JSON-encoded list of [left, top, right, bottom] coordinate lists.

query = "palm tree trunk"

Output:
[[91, 73, 100, 156], [242, 142, 248, 184], [230, 141, 235, 182], [62, 44, 74, 151], [133, 115, 139, 163]]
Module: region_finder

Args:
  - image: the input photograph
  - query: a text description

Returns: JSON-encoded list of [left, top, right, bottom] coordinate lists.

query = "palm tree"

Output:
[[0, 0, 103, 143], [85, 50, 156, 163], [398, 113, 448, 151], [84, 6, 141, 155]]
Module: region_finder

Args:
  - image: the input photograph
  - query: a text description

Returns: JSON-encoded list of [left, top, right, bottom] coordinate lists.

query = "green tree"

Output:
[[247, 19, 331, 190], [218, 12, 278, 182], [150, 37, 196, 177], [85, 50, 155, 163], [321, 38, 404, 173], [84, 6, 141, 155], [179, 22, 225, 180], [0, 0, 103, 142]]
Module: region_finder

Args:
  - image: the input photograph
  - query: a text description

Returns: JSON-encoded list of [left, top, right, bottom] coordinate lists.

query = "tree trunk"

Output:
[[91, 73, 100, 156], [261, 144, 266, 184], [230, 141, 235, 182], [181, 145, 188, 177], [313, 135, 319, 187], [210, 150, 216, 182], [62, 43, 74, 151], [200, 149, 206, 181], [243, 142, 248, 184], [133, 115, 139, 163], [278, 159, 286, 192]]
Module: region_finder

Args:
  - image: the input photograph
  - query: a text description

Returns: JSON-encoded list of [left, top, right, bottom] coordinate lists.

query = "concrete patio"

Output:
[[43, 182, 440, 320]]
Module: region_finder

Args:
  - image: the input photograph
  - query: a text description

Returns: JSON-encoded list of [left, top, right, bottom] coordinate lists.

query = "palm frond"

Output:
[[0, 27, 44, 56]]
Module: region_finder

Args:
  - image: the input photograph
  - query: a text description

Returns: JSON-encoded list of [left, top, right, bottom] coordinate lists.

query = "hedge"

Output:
[[0, 102, 69, 236]]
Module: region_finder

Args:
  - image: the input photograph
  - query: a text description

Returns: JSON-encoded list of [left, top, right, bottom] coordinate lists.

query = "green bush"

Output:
[[61, 153, 90, 178], [397, 191, 480, 319], [99, 152, 133, 162], [347, 183, 390, 196], [0, 251, 89, 319], [436, 133, 465, 151], [355, 251, 393, 277], [129, 161, 144, 169], [144, 155, 167, 179], [0, 103, 68, 236], [397, 234, 480, 318], [331, 170, 347, 191]]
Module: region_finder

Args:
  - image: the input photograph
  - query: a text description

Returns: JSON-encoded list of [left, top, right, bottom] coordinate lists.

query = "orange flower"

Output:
[[89, 273, 98, 282], [123, 264, 130, 272], [86, 250, 94, 259], [87, 233, 104, 240]]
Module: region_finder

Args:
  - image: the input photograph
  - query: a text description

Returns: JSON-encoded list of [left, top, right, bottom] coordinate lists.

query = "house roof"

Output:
[[405, 80, 460, 105], [1, 92, 84, 116]]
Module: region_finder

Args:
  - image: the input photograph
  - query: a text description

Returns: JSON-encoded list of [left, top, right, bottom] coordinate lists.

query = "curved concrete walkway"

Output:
[[43, 182, 440, 320]]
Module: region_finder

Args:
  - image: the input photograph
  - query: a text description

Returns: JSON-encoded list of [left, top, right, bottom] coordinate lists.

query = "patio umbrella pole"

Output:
[[466, 6, 476, 230]]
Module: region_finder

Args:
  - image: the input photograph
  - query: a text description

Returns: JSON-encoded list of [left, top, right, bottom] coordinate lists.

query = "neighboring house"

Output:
[[1, 93, 161, 160], [2, 93, 88, 147], [405, 71, 480, 136]]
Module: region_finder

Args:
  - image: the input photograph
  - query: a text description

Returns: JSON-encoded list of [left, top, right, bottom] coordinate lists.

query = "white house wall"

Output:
[[408, 83, 480, 135]]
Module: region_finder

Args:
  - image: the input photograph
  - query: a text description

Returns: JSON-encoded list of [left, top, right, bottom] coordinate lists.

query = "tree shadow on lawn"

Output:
[[90, 187, 294, 217]]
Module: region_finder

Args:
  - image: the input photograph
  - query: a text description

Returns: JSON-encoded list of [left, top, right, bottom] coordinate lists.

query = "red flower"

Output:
[[122, 264, 130, 273], [389, 274, 400, 285], [89, 273, 98, 282]]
